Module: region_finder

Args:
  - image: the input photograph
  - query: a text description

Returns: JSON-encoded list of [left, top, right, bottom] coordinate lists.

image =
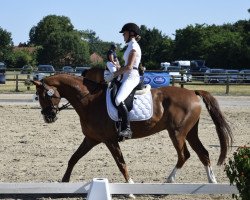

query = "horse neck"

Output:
[[55, 77, 105, 115]]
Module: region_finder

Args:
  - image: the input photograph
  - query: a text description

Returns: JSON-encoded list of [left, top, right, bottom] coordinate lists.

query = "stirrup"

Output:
[[118, 128, 132, 139]]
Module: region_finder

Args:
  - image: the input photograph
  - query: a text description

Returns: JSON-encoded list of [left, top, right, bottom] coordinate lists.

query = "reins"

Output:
[[58, 102, 71, 111]]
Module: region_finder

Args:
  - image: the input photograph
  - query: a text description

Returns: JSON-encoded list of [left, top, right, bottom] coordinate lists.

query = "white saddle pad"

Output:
[[106, 86, 153, 121]]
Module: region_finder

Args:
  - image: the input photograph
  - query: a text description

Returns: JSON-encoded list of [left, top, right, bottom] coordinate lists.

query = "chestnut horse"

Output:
[[32, 68, 233, 184]]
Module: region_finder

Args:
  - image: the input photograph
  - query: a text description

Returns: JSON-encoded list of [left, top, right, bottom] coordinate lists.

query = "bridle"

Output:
[[39, 80, 70, 117], [38, 77, 107, 119]]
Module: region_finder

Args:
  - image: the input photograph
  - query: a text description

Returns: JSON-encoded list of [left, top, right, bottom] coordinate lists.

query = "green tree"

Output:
[[140, 25, 174, 69], [37, 31, 89, 67], [80, 29, 117, 63], [4, 49, 36, 68], [173, 23, 248, 68], [29, 15, 89, 67], [29, 15, 74, 45], [0, 27, 13, 61], [174, 24, 207, 60], [204, 25, 244, 68], [233, 20, 250, 68]]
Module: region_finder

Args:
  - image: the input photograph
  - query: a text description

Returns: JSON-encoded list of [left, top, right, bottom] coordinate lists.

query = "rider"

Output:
[[105, 22, 142, 139], [106, 43, 120, 73]]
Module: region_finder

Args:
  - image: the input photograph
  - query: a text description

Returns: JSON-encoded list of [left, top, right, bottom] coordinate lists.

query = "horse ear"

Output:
[[30, 80, 42, 87]]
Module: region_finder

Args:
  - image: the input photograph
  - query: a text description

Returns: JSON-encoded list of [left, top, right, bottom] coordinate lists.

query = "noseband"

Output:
[[40, 80, 70, 117]]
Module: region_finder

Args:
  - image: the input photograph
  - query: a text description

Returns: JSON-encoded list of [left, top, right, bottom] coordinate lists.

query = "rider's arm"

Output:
[[114, 49, 136, 77]]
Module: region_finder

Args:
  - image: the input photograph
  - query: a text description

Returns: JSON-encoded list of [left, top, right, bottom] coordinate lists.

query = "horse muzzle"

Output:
[[41, 106, 58, 123]]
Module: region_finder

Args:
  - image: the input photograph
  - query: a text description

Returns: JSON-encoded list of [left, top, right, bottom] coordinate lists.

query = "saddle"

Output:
[[106, 80, 153, 122], [110, 79, 145, 111]]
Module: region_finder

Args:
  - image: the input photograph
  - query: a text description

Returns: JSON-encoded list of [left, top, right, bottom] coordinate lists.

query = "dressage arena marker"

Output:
[[0, 178, 238, 200]]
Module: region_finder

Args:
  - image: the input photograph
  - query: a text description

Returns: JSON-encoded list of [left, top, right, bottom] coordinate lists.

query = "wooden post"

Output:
[[15, 75, 19, 92], [27, 74, 30, 90], [226, 75, 229, 94], [172, 76, 175, 86], [180, 71, 184, 88]]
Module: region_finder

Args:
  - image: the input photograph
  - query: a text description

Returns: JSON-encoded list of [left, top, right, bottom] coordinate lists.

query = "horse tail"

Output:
[[194, 90, 233, 165]]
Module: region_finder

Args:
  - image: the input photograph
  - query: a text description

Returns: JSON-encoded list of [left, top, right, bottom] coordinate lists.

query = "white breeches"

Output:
[[115, 71, 140, 106]]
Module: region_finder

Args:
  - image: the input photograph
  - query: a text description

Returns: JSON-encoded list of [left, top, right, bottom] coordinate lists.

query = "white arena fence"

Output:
[[0, 178, 238, 200]]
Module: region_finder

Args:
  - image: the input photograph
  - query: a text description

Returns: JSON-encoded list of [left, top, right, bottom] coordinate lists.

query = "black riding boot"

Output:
[[117, 101, 132, 139]]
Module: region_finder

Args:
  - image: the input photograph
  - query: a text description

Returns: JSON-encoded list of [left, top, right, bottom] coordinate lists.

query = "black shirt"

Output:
[[107, 49, 117, 62]]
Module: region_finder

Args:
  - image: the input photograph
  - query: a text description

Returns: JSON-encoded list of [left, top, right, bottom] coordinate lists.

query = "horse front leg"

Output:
[[62, 137, 100, 182], [105, 140, 135, 198], [105, 140, 131, 183]]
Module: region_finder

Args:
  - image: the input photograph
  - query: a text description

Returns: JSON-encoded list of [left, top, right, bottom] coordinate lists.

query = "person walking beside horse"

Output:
[[105, 22, 142, 140]]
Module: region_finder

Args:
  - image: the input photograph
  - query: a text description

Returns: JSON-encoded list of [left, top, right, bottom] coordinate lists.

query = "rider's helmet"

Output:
[[111, 43, 117, 50], [119, 23, 141, 36]]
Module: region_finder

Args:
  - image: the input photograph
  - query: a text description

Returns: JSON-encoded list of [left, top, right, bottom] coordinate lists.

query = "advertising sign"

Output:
[[142, 72, 170, 88]]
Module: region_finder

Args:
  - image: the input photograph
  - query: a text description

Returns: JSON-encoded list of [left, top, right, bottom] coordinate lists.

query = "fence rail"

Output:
[[1, 72, 250, 94], [0, 178, 238, 200]]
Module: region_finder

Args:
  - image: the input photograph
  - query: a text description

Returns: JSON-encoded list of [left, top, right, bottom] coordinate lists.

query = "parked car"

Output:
[[33, 64, 55, 80], [62, 66, 74, 73], [204, 69, 226, 83], [0, 62, 6, 74], [75, 66, 90, 76], [190, 60, 207, 75], [21, 65, 33, 74], [239, 69, 250, 83], [165, 66, 188, 83], [225, 69, 239, 83], [0, 62, 6, 84], [194, 67, 210, 81]]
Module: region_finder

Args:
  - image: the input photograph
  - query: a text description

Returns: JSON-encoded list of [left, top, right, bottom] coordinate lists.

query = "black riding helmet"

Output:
[[111, 43, 117, 50], [119, 23, 140, 36]]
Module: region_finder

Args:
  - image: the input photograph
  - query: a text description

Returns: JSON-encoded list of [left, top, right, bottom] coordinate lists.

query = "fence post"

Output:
[[27, 74, 30, 91], [180, 71, 184, 88], [226, 75, 229, 94], [15, 75, 19, 92], [172, 76, 175, 86]]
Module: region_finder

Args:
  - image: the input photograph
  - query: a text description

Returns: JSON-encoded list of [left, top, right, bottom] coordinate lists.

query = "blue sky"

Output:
[[1, 0, 249, 46]]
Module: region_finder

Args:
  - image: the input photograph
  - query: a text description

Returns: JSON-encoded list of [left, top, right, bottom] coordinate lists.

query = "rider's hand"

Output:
[[104, 73, 114, 83]]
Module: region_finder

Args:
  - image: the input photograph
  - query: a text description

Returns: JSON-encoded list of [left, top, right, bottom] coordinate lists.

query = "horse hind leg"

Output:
[[166, 130, 191, 183], [62, 137, 100, 182], [186, 120, 217, 183]]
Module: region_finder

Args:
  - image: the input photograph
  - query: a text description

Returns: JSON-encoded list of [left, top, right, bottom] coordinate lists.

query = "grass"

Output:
[[182, 84, 250, 96], [0, 73, 35, 93]]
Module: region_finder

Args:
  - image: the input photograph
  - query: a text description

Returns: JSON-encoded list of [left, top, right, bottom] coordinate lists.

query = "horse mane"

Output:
[[82, 67, 105, 83], [42, 72, 83, 86], [55, 72, 81, 77]]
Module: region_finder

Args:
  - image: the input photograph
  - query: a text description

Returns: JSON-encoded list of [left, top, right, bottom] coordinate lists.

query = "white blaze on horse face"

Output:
[[166, 167, 178, 183], [204, 165, 217, 183]]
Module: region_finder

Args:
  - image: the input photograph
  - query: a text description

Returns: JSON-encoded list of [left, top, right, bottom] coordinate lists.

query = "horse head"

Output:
[[32, 79, 61, 123]]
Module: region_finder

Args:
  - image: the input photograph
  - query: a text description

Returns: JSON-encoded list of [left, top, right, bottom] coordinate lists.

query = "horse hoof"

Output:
[[166, 178, 175, 183]]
